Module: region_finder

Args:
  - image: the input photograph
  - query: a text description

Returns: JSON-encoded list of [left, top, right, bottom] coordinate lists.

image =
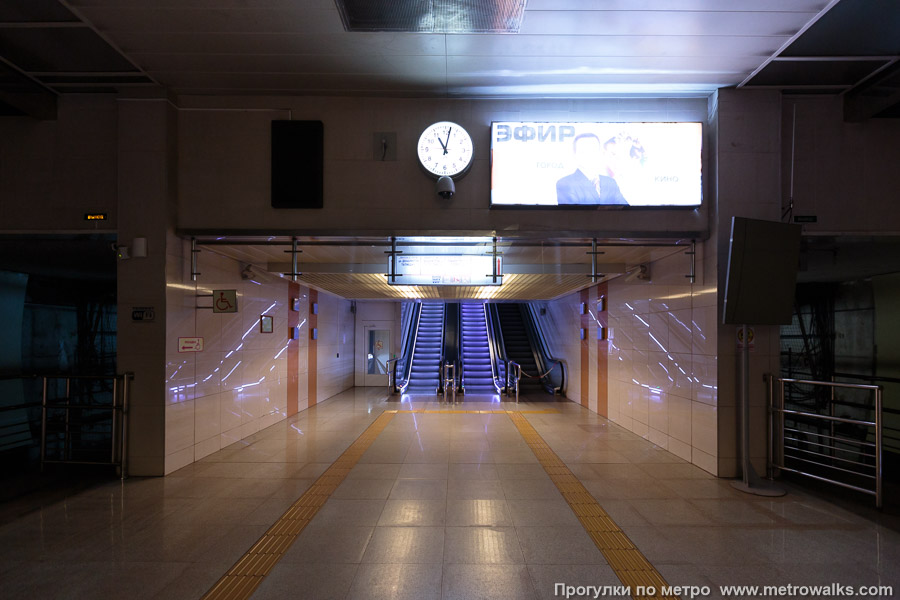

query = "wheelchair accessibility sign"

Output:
[[212, 289, 238, 313]]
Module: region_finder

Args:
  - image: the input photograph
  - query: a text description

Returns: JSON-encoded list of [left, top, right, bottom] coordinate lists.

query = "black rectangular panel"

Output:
[[271, 120, 323, 209], [723, 217, 802, 325]]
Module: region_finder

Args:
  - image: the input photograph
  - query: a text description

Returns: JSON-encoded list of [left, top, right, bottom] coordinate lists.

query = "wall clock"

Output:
[[416, 121, 474, 179]]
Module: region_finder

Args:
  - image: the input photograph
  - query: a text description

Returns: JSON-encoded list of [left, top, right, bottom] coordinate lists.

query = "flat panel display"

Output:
[[271, 120, 324, 209], [723, 217, 801, 325], [490, 122, 702, 208]]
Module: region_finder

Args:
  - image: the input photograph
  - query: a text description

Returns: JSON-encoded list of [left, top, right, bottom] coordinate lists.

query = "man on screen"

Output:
[[556, 133, 628, 206]]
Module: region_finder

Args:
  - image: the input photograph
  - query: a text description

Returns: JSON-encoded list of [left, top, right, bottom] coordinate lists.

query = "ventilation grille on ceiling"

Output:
[[335, 0, 527, 33]]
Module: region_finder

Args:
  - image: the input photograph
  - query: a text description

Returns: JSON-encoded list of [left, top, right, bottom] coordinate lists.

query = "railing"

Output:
[[0, 374, 42, 457], [441, 362, 458, 404], [522, 304, 567, 394], [481, 303, 503, 394], [486, 304, 508, 393], [769, 375, 882, 508], [386, 358, 400, 395], [40, 373, 132, 479], [831, 372, 900, 455], [506, 361, 522, 404], [397, 302, 422, 394]]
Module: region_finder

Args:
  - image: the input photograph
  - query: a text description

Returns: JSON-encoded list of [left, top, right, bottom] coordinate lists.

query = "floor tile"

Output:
[[442, 564, 538, 600], [361, 527, 445, 563], [516, 526, 605, 565], [346, 563, 442, 600], [389, 479, 448, 501], [446, 499, 514, 527], [253, 563, 358, 600], [377, 499, 446, 526], [444, 526, 525, 564], [281, 525, 374, 563], [506, 498, 581, 527]]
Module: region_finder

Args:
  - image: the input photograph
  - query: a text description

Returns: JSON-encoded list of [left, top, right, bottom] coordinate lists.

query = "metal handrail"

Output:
[[522, 304, 566, 394], [398, 302, 422, 394], [442, 362, 457, 404], [769, 374, 882, 508], [40, 373, 132, 479], [481, 303, 502, 394], [386, 358, 399, 395], [507, 360, 522, 404], [486, 304, 508, 393]]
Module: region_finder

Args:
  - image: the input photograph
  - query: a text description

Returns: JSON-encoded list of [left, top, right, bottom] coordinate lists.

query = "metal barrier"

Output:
[[506, 361, 522, 404], [441, 363, 457, 404], [40, 373, 132, 479], [386, 358, 399, 395], [769, 375, 882, 508]]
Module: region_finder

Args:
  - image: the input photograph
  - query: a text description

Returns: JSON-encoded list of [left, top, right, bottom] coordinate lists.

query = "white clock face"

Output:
[[417, 121, 474, 178]]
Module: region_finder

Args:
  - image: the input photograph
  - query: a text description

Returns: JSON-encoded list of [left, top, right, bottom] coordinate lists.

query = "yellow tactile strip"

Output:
[[506, 411, 679, 600], [201, 410, 397, 600]]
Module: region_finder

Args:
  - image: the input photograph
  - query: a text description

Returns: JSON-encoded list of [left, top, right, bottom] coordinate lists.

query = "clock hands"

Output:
[[443, 127, 452, 155], [437, 136, 447, 154]]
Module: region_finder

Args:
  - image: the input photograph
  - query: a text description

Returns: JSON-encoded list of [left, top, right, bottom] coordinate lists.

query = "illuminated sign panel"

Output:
[[490, 122, 702, 207], [389, 255, 502, 286]]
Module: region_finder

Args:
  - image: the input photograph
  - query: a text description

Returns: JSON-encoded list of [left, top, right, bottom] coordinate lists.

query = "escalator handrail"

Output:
[[486, 304, 508, 392], [521, 304, 566, 394], [482, 304, 503, 393], [398, 302, 422, 393]]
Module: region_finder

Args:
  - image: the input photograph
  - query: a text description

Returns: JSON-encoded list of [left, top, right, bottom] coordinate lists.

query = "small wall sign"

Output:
[[212, 290, 238, 313], [131, 306, 155, 322], [178, 337, 204, 352], [260, 315, 274, 333]]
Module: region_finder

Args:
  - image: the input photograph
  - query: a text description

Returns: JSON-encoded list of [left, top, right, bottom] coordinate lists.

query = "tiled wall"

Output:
[[606, 247, 718, 474], [313, 292, 355, 404], [541, 244, 719, 475], [163, 245, 353, 474]]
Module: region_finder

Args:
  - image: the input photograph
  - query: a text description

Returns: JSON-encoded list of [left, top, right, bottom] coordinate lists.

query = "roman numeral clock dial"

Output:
[[417, 121, 474, 179]]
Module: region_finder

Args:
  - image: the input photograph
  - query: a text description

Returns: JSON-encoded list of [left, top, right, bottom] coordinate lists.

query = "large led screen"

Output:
[[490, 122, 702, 207]]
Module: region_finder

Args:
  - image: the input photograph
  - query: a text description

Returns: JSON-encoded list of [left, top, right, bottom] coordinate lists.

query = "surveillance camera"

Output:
[[435, 176, 455, 199]]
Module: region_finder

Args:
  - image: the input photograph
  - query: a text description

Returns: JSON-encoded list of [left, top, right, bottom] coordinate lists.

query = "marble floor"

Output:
[[0, 387, 898, 600]]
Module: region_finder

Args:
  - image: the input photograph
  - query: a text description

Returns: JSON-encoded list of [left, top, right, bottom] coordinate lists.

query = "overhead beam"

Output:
[[0, 58, 57, 120], [266, 262, 627, 275], [843, 59, 900, 122]]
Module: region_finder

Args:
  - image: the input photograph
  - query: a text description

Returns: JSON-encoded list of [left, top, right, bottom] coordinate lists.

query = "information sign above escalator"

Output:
[[388, 255, 502, 286]]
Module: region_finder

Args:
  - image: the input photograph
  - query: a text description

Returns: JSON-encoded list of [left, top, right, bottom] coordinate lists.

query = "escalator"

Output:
[[460, 303, 497, 394], [495, 304, 543, 391], [405, 303, 444, 393]]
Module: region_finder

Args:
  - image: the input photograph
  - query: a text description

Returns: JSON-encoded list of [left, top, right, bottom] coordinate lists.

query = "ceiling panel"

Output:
[[71, 7, 344, 35], [153, 72, 450, 94], [446, 55, 762, 77], [0, 0, 79, 22], [133, 53, 448, 76], [0, 0, 894, 116], [118, 33, 445, 56], [780, 0, 900, 57], [519, 10, 817, 37], [525, 0, 830, 10], [749, 60, 888, 87], [0, 27, 137, 72], [445, 34, 789, 58]]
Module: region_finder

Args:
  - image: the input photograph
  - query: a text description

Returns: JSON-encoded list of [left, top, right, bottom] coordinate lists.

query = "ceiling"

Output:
[[199, 236, 691, 300], [0, 0, 899, 119]]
